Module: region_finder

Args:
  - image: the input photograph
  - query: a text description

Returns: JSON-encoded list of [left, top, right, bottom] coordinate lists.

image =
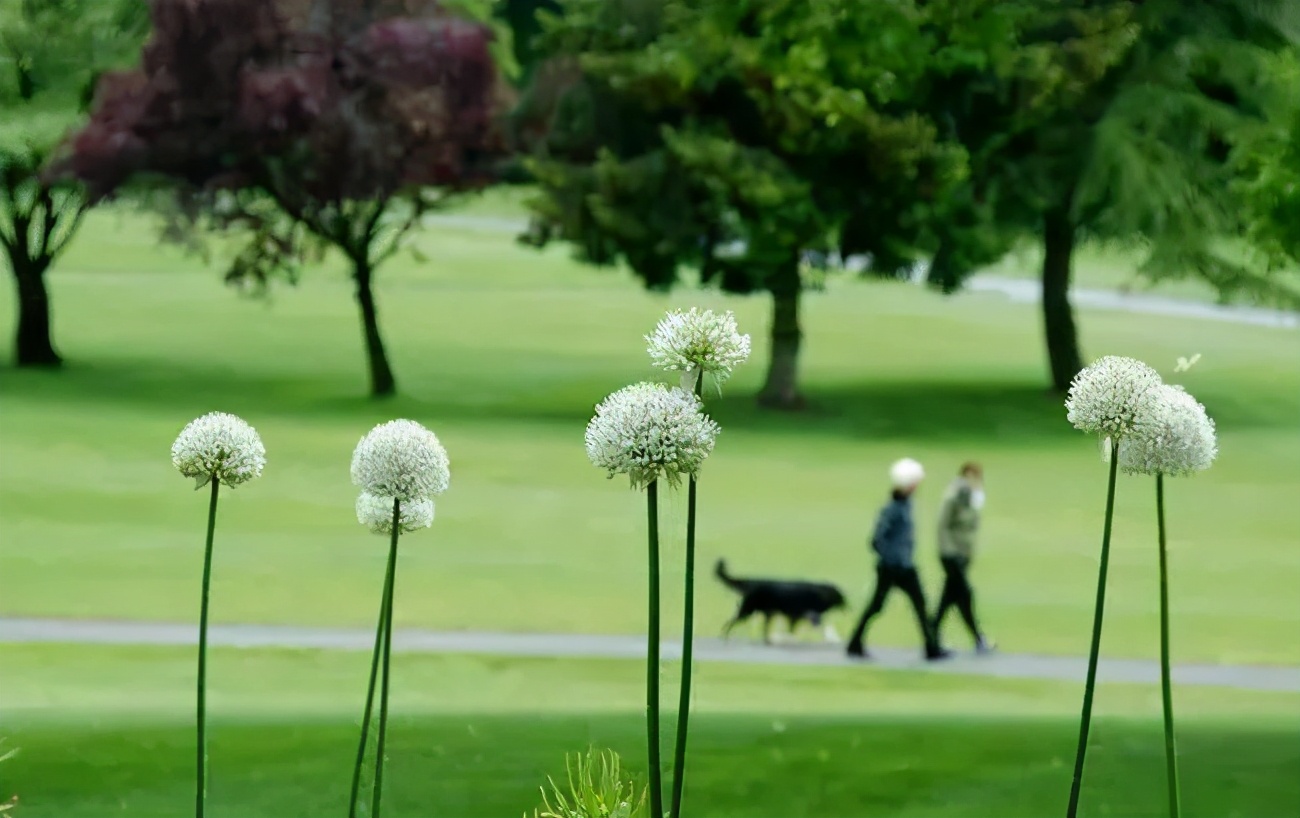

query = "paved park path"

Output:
[[426, 214, 1299, 330], [4, 617, 1297, 693]]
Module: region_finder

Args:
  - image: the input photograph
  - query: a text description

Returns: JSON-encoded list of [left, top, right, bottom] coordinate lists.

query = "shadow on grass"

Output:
[[0, 357, 1292, 443], [6, 712, 1298, 817]]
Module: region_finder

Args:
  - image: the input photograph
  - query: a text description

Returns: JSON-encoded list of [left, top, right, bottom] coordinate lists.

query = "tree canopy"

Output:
[[522, 0, 1300, 399], [1236, 48, 1300, 276], [0, 0, 149, 366], [62, 0, 504, 397], [925, 0, 1300, 389], [520, 0, 1024, 408]]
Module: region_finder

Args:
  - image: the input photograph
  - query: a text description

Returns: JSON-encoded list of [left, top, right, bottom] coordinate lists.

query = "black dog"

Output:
[[715, 559, 847, 644]]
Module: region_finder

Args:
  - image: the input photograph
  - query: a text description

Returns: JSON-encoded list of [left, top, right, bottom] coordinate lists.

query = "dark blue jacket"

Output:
[[871, 494, 915, 569]]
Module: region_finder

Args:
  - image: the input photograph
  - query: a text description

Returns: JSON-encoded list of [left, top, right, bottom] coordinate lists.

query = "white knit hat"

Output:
[[889, 457, 925, 489]]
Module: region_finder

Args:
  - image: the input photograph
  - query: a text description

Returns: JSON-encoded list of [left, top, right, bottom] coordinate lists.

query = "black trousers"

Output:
[[934, 556, 982, 642], [847, 564, 938, 652]]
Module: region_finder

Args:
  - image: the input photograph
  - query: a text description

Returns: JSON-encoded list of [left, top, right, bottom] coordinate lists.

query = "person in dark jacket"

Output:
[[846, 458, 950, 661], [932, 462, 994, 652]]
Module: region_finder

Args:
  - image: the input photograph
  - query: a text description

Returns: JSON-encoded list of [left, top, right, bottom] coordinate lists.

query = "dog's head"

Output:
[[821, 585, 847, 610]]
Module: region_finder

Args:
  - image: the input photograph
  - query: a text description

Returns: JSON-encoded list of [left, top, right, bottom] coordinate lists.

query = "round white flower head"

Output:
[[1065, 356, 1164, 438], [356, 491, 435, 535], [646, 308, 751, 391], [585, 382, 720, 490], [351, 419, 450, 502], [171, 411, 266, 489], [1118, 385, 1218, 476], [889, 457, 925, 490]]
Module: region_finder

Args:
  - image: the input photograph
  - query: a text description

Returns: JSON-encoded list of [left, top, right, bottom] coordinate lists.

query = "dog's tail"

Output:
[[714, 559, 749, 593]]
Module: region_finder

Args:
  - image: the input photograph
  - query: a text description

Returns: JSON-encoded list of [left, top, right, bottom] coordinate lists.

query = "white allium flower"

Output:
[[351, 419, 450, 502], [171, 412, 266, 489], [1118, 385, 1218, 476], [356, 491, 435, 535], [1065, 355, 1164, 438], [585, 382, 720, 489], [646, 308, 751, 391]]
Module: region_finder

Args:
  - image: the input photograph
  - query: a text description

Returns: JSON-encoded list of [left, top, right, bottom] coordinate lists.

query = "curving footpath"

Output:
[[423, 214, 1299, 330], [2, 617, 1297, 693]]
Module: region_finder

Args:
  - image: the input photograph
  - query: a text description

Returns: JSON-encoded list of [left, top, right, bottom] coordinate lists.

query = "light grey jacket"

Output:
[[938, 478, 982, 561]]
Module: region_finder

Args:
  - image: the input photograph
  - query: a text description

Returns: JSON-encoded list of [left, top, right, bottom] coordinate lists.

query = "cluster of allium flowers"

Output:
[[585, 382, 720, 489], [351, 419, 450, 501], [1119, 385, 1218, 477], [646, 308, 751, 390], [171, 412, 266, 489], [356, 491, 435, 535], [1065, 356, 1164, 439]]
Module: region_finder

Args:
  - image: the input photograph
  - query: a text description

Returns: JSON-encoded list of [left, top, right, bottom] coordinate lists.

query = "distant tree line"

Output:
[[2, 0, 1297, 402]]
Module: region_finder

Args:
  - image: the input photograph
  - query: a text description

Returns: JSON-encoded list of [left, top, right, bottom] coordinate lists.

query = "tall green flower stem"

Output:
[[347, 499, 400, 818], [1066, 452, 1119, 818], [195, 478, 220, 818], [371, 519, 398, 818], [1156, 473, 1181, 818], [646, 481, 665, 818], [670, 374, 705, 818]]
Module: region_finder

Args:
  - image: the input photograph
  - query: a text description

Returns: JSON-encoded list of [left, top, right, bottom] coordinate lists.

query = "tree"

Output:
[[927, 0, 1299, 391], [1237, 49, 1300, 273], [494, 0, 560, 84], [60, 0, 502, 397], [0, 0, 148, 367], [521, 0, 994, 408]]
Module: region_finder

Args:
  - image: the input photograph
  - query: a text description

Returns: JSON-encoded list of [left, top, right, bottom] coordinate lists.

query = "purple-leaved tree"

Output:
[[60, 0, 502, 396]]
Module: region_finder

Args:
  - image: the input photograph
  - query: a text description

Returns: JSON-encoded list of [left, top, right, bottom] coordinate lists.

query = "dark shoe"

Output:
[[846, 643, 869, 660], [925, 647, 954, 662]]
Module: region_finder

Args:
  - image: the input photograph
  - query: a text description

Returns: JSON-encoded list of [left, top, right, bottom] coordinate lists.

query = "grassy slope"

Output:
[[3, 645, 1298, 818], [0, 211, 1298, 664]]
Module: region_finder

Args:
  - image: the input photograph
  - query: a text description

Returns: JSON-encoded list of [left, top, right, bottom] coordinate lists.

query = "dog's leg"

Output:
[[723, 603, 752, 641], [722, 617, 743, 640], [770, 618, 794, 646], [823, 623, 842, 644], [762, 614, 773, 645]]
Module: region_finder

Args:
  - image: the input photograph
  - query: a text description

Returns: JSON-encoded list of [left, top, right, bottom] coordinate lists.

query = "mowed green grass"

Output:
[[3, 644, 1299, 818], [1, 210, 1299, 663]]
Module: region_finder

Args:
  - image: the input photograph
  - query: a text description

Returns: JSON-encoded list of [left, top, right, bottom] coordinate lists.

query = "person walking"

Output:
[[846, 458, 950, 661], [932, 462, 994, 652]]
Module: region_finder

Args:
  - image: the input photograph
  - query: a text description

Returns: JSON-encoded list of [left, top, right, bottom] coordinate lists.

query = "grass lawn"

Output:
[[3, 644, 1299, 817], [1, 210, 1299, 664], [2, 207, 1298, 818]]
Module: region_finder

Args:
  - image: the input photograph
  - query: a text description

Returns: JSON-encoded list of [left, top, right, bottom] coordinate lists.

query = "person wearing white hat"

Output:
[[846, 457, 950, 661]]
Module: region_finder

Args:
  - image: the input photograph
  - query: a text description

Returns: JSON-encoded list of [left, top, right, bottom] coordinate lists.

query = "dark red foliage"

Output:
[[61, 0, 501, 206]]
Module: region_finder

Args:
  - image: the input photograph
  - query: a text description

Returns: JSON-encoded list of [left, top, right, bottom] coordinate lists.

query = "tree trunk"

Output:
[[757, 257, 805, 411], [353, 258, 397, 397], [11, 257, 61, 368], [1042, 206, 1082, 393]]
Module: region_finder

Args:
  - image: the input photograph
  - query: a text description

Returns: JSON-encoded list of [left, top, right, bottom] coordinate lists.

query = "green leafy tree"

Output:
[[0, 0, 148, 367], [1237, 49, 1300, 273], [494, 0, 560, 84], [521, 0, 991, 408], [931, 0, 1299, 391]]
